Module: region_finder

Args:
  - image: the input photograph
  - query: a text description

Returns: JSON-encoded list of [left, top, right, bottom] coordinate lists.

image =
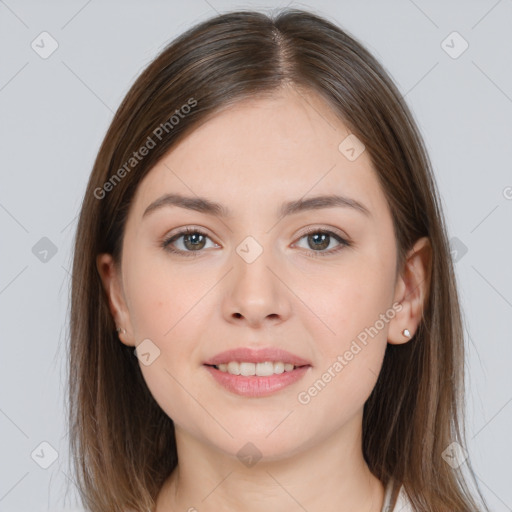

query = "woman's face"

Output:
[[99, 87, 411, 460]]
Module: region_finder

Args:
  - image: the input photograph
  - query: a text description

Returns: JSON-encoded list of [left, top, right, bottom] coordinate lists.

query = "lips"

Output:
[[204, 364, 310, 397], [203, 347, 312, 367]]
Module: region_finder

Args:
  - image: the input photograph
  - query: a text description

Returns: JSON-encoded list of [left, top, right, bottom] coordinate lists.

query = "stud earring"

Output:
[[116, 327, 126, 334], [402, 328, 411, 337]]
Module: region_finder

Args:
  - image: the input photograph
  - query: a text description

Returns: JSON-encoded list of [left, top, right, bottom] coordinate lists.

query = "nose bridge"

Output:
[[234, 233, 279, 297], [224, 233, 289, 324]]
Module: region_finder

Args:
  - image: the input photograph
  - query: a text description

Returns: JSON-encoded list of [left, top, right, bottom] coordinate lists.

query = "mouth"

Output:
[[203, 360, 312, 397], [203, 347, 312, 397], [205, 361, 309, 376], [203, 346, 311, 368]]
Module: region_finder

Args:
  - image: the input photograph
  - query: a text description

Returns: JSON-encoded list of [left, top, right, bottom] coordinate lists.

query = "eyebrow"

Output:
[[142, 193, 371, 219]]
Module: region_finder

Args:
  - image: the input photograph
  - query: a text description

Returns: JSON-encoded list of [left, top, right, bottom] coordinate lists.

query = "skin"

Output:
[[97, 85, 431, 512]]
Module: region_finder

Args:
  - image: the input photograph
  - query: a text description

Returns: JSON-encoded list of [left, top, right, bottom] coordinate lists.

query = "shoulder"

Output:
[[394, 485, 414, 511], [381, 478, 414, 512]]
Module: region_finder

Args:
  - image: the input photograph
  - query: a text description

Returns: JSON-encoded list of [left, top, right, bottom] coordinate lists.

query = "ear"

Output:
[[388, 236, 432, 345], [96, 253, 135, 347]]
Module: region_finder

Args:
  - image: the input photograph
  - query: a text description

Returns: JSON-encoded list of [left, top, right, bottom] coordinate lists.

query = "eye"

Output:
[[293, 228, 351, 257], [162, 227, 217, 257], [161, 226, 351, 258]]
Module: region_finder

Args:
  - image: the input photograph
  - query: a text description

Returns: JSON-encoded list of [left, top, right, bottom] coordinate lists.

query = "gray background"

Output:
[[1, 0, 511, 510]]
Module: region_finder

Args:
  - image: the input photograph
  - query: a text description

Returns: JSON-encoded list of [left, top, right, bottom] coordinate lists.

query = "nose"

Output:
[[221, 244, 292, 328]]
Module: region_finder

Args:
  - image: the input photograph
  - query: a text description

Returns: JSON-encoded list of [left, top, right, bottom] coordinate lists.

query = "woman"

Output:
[[68, 8, 489, 512]]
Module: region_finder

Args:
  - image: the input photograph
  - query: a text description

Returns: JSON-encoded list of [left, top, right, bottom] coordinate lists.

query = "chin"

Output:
[[207, 429, 308, 465]]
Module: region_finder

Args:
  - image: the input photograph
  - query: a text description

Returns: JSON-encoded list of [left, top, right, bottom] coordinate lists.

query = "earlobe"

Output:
[[388, 236, 432, 345], [96, 253, 134, 346]]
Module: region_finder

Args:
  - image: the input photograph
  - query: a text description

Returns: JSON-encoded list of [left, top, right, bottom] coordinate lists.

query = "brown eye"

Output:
[[306, 232, 330, 250], [162, 228, 216, 257], [294, 229, 350, 257], [181, 232, 207, 251]]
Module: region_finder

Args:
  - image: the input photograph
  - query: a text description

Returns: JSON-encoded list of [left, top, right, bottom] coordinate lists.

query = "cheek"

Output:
[[124, 250, 206, 340], [320, 258, 393, 349], [123, 253, 214, 425], [294, 283, 392, 433], [306, 253, 394, 405]]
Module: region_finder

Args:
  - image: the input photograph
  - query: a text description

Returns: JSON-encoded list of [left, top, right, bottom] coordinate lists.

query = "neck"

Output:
[[156, 413, 385, 512]]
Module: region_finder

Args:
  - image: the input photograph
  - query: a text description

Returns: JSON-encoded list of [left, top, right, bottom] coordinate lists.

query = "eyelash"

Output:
[[161, 226, 351, 258]]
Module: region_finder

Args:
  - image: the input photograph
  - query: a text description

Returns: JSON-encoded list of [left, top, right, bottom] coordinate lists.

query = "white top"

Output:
[[381, 478, 413, 511]]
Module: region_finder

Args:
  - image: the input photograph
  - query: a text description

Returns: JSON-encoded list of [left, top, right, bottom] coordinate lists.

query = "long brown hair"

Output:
[[67, 8, 489, 511]]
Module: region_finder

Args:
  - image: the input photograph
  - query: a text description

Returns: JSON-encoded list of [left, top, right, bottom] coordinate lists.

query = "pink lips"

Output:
[[203, 347, 312, 398], [203, 347, 311, 366]]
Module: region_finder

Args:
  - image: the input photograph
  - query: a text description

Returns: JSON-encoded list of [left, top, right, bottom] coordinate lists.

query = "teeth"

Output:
[[240, 362, 256, 376], [215, 361, 297, 376], [227, 361, 240, 375]]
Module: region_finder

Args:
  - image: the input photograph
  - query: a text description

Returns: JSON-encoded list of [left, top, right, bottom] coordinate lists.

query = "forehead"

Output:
[[130, 87, 386, 221]]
